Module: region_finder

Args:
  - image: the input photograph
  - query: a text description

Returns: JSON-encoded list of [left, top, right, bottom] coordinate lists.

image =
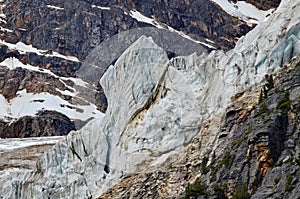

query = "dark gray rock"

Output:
[[0, 110, 75, 138]]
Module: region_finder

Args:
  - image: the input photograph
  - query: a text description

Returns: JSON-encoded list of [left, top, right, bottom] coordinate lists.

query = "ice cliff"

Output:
[[1, 0, 300, 198]]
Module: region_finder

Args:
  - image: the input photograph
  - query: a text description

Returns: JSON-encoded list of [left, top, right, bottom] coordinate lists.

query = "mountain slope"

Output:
[[0, 0, 298, 198]]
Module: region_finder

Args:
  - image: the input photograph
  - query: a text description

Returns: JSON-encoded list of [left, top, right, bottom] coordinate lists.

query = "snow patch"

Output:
[[61, 77, 89, 88], [129, 10, 164, 29], [5, 90, 104, 121], [91, 5, 111, 10], [0, 57, 58, 77], [0, 57, 83, 92], [0, 94, 8, 118], [0, 26, 12, 32], [0, 40, 80, 62], [0, 58, 102, 122], [55, 88, 76, 96], [211, 0, 274, 25], [129, 10, 216, 49], [0, 18, 6, 24], [167, 26, 217, 49], [46, 5, 64, 10]]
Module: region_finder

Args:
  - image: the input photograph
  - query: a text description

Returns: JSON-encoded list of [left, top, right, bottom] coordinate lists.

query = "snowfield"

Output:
[[0, 90, 104, 122]]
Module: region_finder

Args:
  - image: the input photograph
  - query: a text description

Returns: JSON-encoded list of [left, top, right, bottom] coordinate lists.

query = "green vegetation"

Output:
[[201, 156, 209, 174], [274, 87, 282, 93], [219, 152, 232, 168], [265, 74, 274, 90], [259, 74, 274, 103], [258, 89, 264, 104], [213, 184, 227, 192], [213, 184, 227, 198], [211, 151, 216, 165], [184, 177, 207, 198], [274, 177, 281, 184], [210, 152, 232, 183], [209, 152, 217, 182], [210, 166, 217, 183], [278, 100, 292, 110], [234, 125, 253, 147], [247, 125, 253, 134], [285, 174, 293, 192], [256, 103, 271, 117], [295, 153, 300, 166], [234, 138, 245, 148], [277, 91, 292, 111], [232, 183, 251, 199]]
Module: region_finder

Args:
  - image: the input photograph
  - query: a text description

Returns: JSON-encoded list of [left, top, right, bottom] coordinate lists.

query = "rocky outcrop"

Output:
[[118, 0, 251, 50], [0, 110, 76, 138], [0, 0, 298, 198], [0, 66, 73, 100]]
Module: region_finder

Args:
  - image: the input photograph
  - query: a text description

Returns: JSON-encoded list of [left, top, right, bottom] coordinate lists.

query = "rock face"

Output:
[[1, 0, 299, 198], [237, 0, 281, 10], [0, 110, 76, 138], [117, 0, 252, 50], [1, 0, 252, 58]]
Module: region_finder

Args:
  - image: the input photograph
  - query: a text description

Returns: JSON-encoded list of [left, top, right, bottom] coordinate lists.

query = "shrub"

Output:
[[232, 183, 251, 199], [277, 91, 291, 111], [258, 89, 264, 104], [184, 177, 207, 198], [213, 184, 227, 198], [218, 152, 232, 168], [201, 156, 209, 174], [257, 103, 271, 117], [265, 74, 274, 90], [258, 74, 274, 103], [246, 126, 253, 135], [277, 100, 292, 111], [285, 174, 293, 192], [274, 177, 281, 184], [295, 153, 300, 166], [234, 126, 253, 147]]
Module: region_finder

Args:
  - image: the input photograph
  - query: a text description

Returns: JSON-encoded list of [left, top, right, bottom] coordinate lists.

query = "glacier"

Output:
[[1, 0, 300, 198]]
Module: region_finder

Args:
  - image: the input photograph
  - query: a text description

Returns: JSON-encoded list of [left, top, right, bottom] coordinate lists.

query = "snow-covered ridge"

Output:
[[0, 40, 80, 62], [211, 0, 274, 25]]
